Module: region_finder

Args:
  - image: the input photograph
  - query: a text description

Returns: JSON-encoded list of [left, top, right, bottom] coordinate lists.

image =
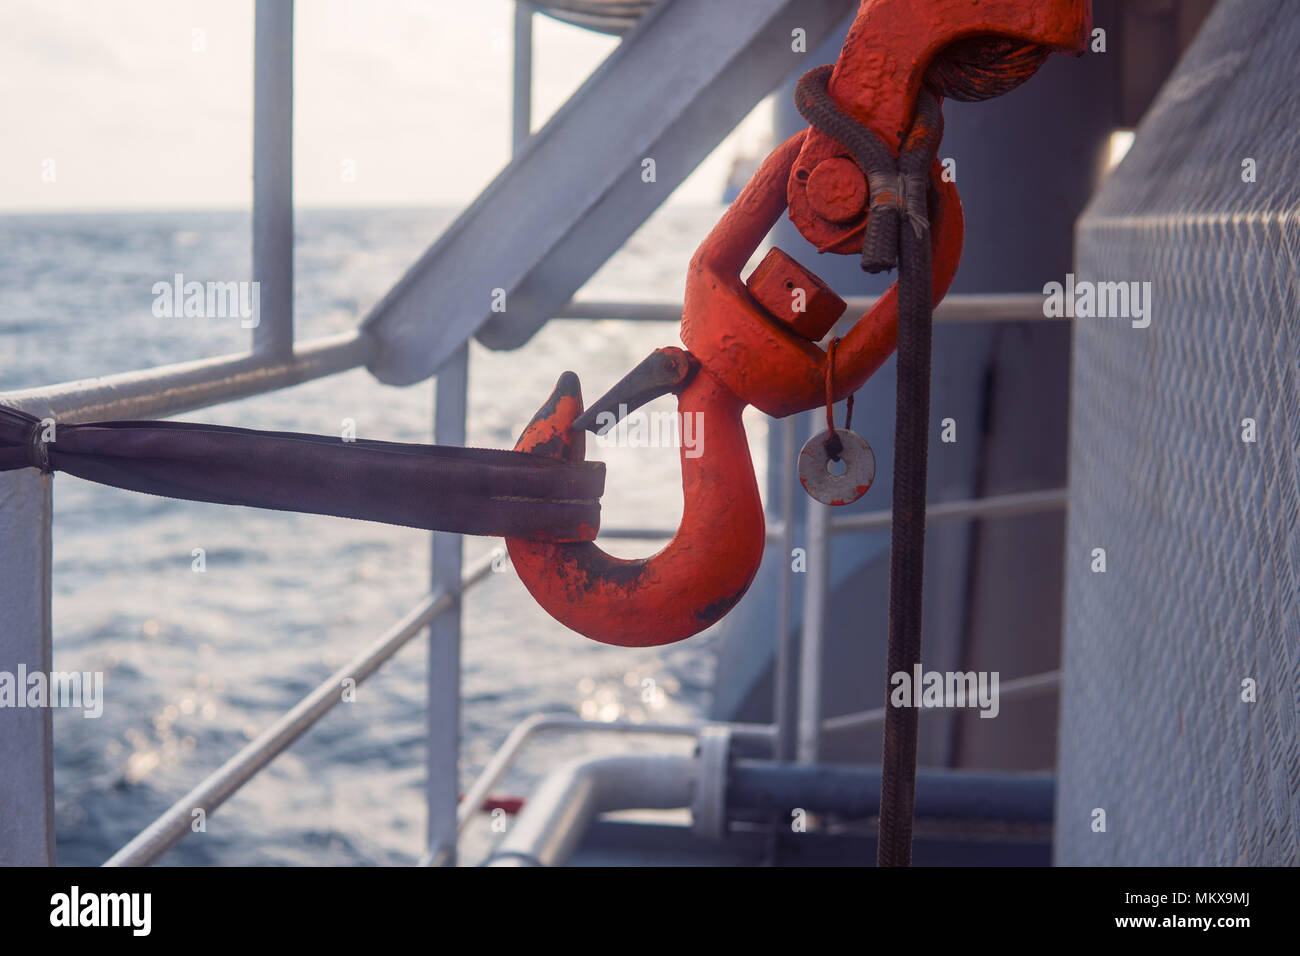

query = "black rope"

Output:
[[923, 34, 1052, 102], [796, 66, 944, 867], [880, 95, 942, 868], [0, 404, 604, 540], [795, 65, 903, 274]]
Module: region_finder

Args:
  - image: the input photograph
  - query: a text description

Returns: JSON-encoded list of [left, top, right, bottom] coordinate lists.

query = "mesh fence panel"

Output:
[[1058, 0, 1300, 865]]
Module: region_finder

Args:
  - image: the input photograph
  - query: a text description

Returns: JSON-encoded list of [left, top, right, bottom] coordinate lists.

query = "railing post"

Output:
[[512, 3, 534, 152], [797, 418, 831, 765], [427, 345, 468, 865], [253, 0, 294, 357], [774, 415, 800, 763], [425, 6, 530, 862], [0, 470, 55, 865]]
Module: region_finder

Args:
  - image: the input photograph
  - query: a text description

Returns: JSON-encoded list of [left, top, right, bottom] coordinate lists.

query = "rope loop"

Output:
[[794, 65, 942, 274]]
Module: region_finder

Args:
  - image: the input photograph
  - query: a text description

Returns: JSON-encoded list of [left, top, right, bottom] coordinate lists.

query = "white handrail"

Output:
[[104, 551, 498, 867]]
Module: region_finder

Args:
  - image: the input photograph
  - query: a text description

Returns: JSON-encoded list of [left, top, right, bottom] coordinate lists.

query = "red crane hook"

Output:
[[504, 128, 957, 648], [506, 355, 764, 647], [504, 0, 1093, 646]]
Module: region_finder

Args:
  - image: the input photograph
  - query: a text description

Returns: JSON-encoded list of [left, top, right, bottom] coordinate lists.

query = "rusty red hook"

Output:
[[506, 355, 764, 647], [505, 0, 1092, 647]]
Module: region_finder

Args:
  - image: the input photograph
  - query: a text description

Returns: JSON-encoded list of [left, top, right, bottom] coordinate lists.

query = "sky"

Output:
[[0, 0, 772, 212]]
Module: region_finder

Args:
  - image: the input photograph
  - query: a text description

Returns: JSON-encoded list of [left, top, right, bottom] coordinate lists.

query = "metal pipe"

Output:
[[512, 3, 533, 152], [0, 470, 55, 865], [485, 754, 696, 866], [553, 292, 1054, 324], [797, 419, 831, 764], [774, 414, 799, 762], [915, 292, 1056, 323], [423, 713, 775, 866], [428, 29, 527, 863], [728, 761, 1056, 823], [104, 552, 496, 867], [831, 487, 1068, 533], [252, 0, 294, 357], [599, 493, 1062, 543], [427, 346, 469, 866], [820, 669, 1061, 736], [0, 304, 1063, 425], [0, 330, 374, 424], [590, 489, 1064, 545]]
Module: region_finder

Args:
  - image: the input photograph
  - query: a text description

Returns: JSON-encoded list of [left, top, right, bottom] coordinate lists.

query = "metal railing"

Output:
[[105, 553, 495, 867], [0, 0, 1070, 867], [0, 290, 1064, 865], [0, 294, 1062, 866]]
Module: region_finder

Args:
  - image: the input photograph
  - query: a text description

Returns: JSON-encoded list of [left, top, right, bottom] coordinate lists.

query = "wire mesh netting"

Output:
[[1058, 0, 1300, 865]]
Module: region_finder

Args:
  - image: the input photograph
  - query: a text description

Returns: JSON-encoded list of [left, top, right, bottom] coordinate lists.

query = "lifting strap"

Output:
[[0, 405, 604, 541]]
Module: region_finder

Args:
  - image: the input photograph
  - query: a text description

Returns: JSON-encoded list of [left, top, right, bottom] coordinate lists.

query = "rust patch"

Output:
[[524, 371, 582, 433], [694, 584, 748, 627], [566, 543, 650, 590], [529, 431, 572, 460]]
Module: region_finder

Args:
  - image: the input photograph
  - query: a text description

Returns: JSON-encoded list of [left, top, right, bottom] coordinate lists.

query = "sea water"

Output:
[[0, 205, 768, 865]]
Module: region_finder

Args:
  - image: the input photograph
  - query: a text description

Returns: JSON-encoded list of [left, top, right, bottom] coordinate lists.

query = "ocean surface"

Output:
[[0, 205, 770, 865]]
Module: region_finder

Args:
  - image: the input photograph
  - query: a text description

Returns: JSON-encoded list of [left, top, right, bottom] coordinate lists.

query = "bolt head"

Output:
[[806, 157, 867, 224]]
